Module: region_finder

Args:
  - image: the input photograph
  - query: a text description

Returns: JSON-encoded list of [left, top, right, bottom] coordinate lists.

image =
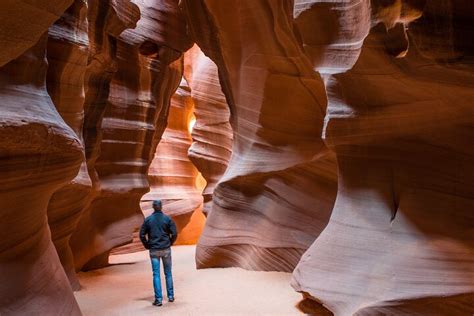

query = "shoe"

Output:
[[168, 297, 175, 302], [152, 300, 162, 306]]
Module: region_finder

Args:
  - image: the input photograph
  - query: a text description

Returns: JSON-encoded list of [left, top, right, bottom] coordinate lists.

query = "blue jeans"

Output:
[[150, 248, 174, 301]]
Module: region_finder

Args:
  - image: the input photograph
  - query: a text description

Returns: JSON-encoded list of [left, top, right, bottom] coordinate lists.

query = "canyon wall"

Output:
[[182, 0, 338, 272], [0, 1, 82, 313], [70, 0, 192, 271], [291, 1, 474, 315], [185, 46, 233, 216], [0, 0, 191, 313], [46, 0, 92, 290], [182, 0, 473, 313], [141, 74, 205, 245], [0, 0, 472, 315]]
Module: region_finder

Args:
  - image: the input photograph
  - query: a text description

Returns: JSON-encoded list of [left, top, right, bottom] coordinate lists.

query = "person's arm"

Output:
[[169, 218, 178, 245], [139, 220, 150, 249]]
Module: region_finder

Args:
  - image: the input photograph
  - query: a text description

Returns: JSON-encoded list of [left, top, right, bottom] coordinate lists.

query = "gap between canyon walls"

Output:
[[138, 68, 207, 247], [0, 0, 473, 315]]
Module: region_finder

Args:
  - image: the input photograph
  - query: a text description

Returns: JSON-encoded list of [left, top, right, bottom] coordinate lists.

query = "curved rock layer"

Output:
[[69, 0, 142, 272], [141, 75, 205, 245], [185, 46, 233, 216], [1, 1, 473, 314], [292, 1, 474, 314], [46, 0, 92, 290], [0, 0, 73, 66], [182, 0, 338, 272], [0, 35, 82, 315], [293, 0, 371, 74], [70, 0, 192, 271]]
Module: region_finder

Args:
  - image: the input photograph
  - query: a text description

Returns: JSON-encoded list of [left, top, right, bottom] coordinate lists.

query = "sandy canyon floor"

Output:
[[75, 245, 302, 315]]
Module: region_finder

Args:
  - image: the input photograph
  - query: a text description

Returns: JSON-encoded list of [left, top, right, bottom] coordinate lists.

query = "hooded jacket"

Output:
[[139, 210, 178, 250]]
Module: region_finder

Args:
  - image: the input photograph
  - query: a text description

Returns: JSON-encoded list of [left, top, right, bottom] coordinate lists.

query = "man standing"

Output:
[[139, 200, 178, 306]]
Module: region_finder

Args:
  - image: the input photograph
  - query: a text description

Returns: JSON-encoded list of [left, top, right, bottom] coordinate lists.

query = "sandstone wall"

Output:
[[291, 1, 474, 314], [0, 23, 82, 316], [182, 0, 338, 272], [0, 1, 191, 313], [70, 0, 191, 271], [185, 46, 233, 216], [46, 0, 92, 290], [0, 1, 472, 315], [141, 73, 205, 245]]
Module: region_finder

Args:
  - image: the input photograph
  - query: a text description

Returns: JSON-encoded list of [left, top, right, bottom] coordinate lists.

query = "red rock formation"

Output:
[[1, 1, 472, 314], [292, 1, 474, 314], [185, 46, 233, 216], [141, 74, 205, 245], [293, 0, 371, 74], [0, 0, 73, 67], [70, 0, 192, 271], [0, 35, 82, 316], [69, 0, 141, 272], [46, 0, 92, 290], [182, 0, 337, 271]]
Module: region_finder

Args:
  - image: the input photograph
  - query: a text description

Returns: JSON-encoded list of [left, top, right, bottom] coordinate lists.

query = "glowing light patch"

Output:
[[188, 114, 196, 134]]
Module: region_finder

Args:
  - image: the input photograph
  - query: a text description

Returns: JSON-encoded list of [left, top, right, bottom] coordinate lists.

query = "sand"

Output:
[[75, 245, 302, 315]]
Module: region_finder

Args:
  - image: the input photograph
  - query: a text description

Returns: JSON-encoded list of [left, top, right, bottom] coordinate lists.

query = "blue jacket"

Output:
[[139, 211, 178, 250]]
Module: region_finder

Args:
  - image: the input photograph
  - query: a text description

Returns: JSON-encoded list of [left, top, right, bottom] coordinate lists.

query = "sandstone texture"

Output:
[[0, 0, 473, 315], [0, 33, 82, 316], [291, 1, 474, 315], [141, 74, 204, 245], [1, 0, 191, 314], [46, 0, 93, 290], [182, 0, 338, 272], [0, 0, 74, 67], [185, 46, 233, 216], [70, 0, 191, 271]]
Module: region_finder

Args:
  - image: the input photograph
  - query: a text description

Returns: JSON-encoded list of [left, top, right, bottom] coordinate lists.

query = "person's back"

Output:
[[140, 200, 177, 306], [141, 211, 176, 250]]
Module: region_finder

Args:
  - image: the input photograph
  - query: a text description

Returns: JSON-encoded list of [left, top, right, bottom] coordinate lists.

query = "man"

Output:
[[139, 200, 178, 306]]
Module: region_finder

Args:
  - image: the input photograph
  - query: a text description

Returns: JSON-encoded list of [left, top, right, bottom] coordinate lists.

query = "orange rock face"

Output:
[[0, 0, 73, 67], [1, 0, 191, 313], [0, 33, 83, 316], [46, 0, 92, 290], [1, 0, 473, 314], [291, 1, 474, 314], [141, 73, 204, 245], [182, 0, 337, 271], [70, 0, 191, 271], [185, 46, 233, 216]]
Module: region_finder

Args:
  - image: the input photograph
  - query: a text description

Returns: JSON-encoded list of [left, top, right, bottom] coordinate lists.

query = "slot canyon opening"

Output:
[[1, 0, 473, 315], [112, 82, 209, 255]]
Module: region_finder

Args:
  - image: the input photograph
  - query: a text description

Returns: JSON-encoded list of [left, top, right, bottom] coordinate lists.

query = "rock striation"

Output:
[[141, 73, 204, 245], [292, 1, 474, 314], [0, 29, 82, 316], [182, 0, 338, 272], [46, 0, 92, 290], [0, 0, 74, 67], [0, 0, 473, 315], [1, 0, 192, 313], [70, 0, 191, 271], [185, 46, 233, 216]]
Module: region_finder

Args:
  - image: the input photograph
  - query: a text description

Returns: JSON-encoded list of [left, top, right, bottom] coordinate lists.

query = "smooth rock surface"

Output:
[[141, 76, 204, 244], [292, 1, 474, 314], [70, 0, 191, 271], [0, 35, 82, 315], [185, 46, 233, 216], [46, 0, 93, 290], [182, 0, 337, 272]]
